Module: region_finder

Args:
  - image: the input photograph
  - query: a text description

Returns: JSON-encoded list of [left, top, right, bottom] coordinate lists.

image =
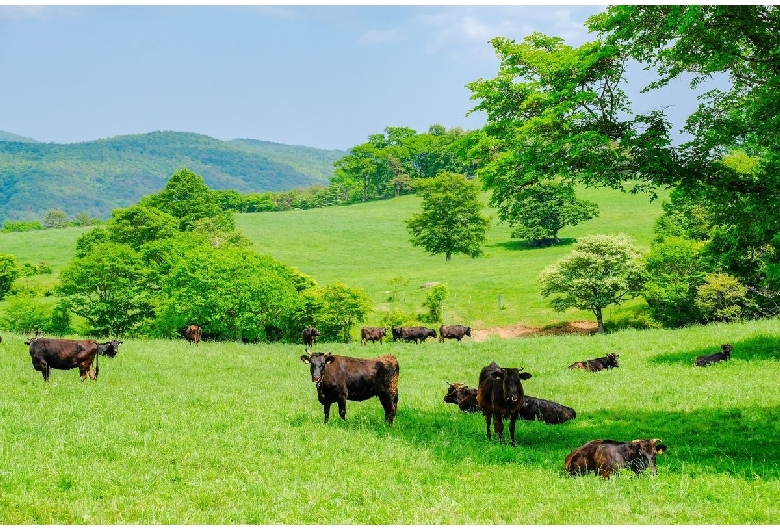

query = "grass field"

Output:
[[0, 317, 778, 524]]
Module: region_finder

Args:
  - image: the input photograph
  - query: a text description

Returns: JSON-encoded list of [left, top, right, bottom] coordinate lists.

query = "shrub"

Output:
[[695, 272, 752, 323]]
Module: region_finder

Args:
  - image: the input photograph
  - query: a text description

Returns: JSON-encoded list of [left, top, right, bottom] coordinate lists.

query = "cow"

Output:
[[184, 325, 202, 346], [392, 326, 437, 344], [565, 439, 668, 479], [568, 353, 620, 372], [695, 344, 733, 367], [300, 350, 399, 424], [361, 326, 387, 345], [27, 338, 100, 382], [302, 327, 320, 348], [476, 361, 532, 446], [439, 324, 471, 342], [443, 382, 481, 412], [96, 339, 123, 358], [519, 395, 576, 424]]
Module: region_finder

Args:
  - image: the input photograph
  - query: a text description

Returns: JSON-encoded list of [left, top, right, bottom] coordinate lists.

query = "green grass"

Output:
[[0, 318, 778, 523]]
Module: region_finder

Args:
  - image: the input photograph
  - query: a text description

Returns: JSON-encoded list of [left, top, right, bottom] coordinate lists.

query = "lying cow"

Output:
[[184, 325, 202, 345], [361, 326, 387, 345], [477, 361, 532, 446], [392, 326, 437, 344], [302, 327, 320, 348], [565, 438, 668, 479], [518, 395, 576, 424], [439, 324, 471, 342], [695, 344, 733, 367], [569, 352, 620, 372], [97, 339, 123, 358], [300, 350, 399, 424], [27, 338, 100, 382], [443, 382, 481, 412]]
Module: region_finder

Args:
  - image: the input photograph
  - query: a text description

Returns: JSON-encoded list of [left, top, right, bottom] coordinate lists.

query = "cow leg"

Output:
[[323, 402, 331, 423], [483, 413, 493, 440], [379, 393, 396, 425], [509, 413, 518, 447], [493, 413, 505, 443], [337, 398, 347, 421]]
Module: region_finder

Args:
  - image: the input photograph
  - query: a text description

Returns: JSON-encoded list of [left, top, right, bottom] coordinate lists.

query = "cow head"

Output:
[[722, 344, 733, 358], [300, 350, 334, 385], [606, 353, 620, 368], [444, 382, 467, 404], [626, 438, 667, 475], [465, 327, 471, 337], [494, 368, 532, 403]]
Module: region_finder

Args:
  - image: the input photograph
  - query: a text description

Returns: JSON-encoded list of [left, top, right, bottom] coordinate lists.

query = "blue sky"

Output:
[[0, 5, 700, 151]]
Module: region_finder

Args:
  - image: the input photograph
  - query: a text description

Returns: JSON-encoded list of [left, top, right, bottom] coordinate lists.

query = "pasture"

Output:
[[1, 318, 778, 524]]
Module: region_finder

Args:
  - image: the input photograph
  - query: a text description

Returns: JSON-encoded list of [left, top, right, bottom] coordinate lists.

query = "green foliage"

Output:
[[1, 220, 44, 232], [19, 261, 53, 277], [386, 276, 410, 303], [308, 281, 373, 343], [539, 234, 646, 333], [695, 272, 752, 323], [406, 172, 491, 261], [421, 284, 449, 323], [0, 253, 20, 301], [0, 293, 52, 333], [378, 309, 417, 330], [501, 180, 599, 245], [43, 209, 69, 229], [107, 205, 179, 250]]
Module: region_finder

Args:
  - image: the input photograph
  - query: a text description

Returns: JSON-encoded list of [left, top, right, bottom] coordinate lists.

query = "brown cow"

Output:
[[695, 344, 732, 366], [361, 327, 387, 345], [184, 325, 202, 345], [569, 353, 620, 372], [476, 361, 532, 446], [96, 339, 123, 358], [565, 438, 668, 479], [443, 382, 481, 412], [300, 350, 399, 424], [439, 324, 471, 342], [302, 327, 320, 348], [28, 338, 100, 382], [392, 326, 437, 344], [519, 395, 576, 424]]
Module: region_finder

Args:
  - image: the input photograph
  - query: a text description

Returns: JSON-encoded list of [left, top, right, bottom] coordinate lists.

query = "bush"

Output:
[[695, 272, 753, 323], [421, 284, 449, 323], [1, 220, 44, 233], [0, 293, 51, 333]]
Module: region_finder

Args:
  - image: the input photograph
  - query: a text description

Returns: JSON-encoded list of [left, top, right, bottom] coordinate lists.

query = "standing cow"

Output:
[[565, 438, 668, 479], [361, 327, 387, 345], [569, 353, 620, 372], [392, 326, 437, 343], [695, 344, 733, 366], [300, 350, 399, 424], [184, 325, 202, 346], [302, 327, 320, 348], [439, 325, 471, 342], [27, 338, 100, 382], [476, 361, 532, 446]]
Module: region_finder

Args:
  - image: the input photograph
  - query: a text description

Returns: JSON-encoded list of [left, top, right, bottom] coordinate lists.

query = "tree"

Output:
[[309, 281, 373, 343], [43, 209, 69, 229], [538, 234, 646, 333], [406, 172, 491, 261], [0, 253, 20, 300], [502, 180, 599, 246], [421, 283, 449, 323]]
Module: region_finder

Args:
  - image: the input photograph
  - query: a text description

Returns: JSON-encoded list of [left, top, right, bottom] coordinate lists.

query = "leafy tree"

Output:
[[1, 220, 44, 233], [0, 253, 20, 301], [0, 293, 51, 333], [538, 234, 646, 333], [406, 172, 491, 261], [695, 272, 752, 324], [309, 281, 373, 343], [421, 283, 449, 323], [43, 209, 69, 229], [503, 180, 599, 246], [107, 205, 180, 251]]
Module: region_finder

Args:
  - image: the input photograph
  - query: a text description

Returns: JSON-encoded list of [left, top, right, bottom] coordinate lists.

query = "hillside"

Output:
[[0, 130, 346, 223]]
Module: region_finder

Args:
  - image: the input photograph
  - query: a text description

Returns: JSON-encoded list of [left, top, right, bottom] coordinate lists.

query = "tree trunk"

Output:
[[446, 251, 452, 261], [594, 307, 606, 334]]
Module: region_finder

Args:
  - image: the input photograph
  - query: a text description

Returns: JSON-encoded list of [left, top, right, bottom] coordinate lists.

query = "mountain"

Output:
[[0, 130, 346, 223]]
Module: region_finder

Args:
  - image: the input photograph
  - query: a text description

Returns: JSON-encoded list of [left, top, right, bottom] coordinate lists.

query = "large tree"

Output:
[[405, 172, 491, 261]]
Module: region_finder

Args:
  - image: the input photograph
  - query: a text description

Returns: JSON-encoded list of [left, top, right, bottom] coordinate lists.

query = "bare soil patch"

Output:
[[470, 320, 598, 342]]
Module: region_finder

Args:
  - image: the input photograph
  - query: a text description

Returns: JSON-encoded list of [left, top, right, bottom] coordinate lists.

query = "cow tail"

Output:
[[94, 341, 100, 379]]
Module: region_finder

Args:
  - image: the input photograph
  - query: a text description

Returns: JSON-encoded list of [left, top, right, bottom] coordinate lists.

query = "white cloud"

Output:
[[0, 5, 47, 20], [357, 28, 403, 46]]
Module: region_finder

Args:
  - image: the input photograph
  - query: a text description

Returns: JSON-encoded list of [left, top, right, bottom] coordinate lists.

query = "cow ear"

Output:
[[519, 372, 532, 380], [325, 353, 335, 363], [655, 443, 667, 454], [301, 355, 311, 364]]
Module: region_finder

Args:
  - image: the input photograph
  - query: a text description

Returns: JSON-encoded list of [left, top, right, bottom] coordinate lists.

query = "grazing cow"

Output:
[[439, 324, 471, 342], [184, 325, 202, 346], [96, 339, 123, 358], [568, 353, 620, 372], [392, 326, 437, 344], [519, 395, 576, 424], [361, 326, 387, 345], [27, 338, 100, 382], [302, 327, 320, 348], [476, 361, 533, 446], [300, 350, 399, 424], [565, 439, 668, 479], [443, 382, 481, 412], [695, 344, 733, 367]]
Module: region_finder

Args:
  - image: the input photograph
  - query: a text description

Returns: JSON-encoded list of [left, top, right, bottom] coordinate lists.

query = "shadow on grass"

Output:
[[487, 238, 577, 252], [651, 334, 780, 366]]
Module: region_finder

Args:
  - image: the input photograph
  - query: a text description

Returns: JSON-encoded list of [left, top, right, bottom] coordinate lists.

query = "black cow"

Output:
[[695, 344, 733, 367], [439, 324, 471, 342], [569, 353, 620, 372], [519, 396, 576, 424], [476, 361, 532, 446], [302, 327, 320, 348], [392, 326, 437, 344], [27, 338, 100, 382], [443, 382, 481, 412], [97, 339, 123, 358], [300, 350, 399, 424], [361, 327, 387, 345], [565, 438, 668, 479], [184, 325, 202, 345]]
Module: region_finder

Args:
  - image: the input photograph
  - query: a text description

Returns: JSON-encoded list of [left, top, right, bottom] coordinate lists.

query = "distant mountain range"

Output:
[[0, 130, 346, 223]]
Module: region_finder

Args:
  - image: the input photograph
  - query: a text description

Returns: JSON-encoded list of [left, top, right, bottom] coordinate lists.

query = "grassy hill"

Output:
[[0, 130, 345, 223]]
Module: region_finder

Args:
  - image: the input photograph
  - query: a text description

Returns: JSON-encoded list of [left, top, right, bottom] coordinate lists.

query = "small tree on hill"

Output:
[[0, 253, 20, 301], [538, 234, 646, 333], [406, 172, 490, 261]]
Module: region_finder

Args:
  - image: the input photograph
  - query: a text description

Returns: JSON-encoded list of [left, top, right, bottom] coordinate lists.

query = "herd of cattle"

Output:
[[8, 322, 733, 479]]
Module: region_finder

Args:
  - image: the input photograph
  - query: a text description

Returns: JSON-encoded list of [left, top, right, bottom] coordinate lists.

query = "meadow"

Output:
[[1, 186, 779, 523]]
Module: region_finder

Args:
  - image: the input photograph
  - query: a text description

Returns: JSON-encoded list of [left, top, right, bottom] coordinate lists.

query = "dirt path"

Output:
[[469, 321, 598, 342]]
